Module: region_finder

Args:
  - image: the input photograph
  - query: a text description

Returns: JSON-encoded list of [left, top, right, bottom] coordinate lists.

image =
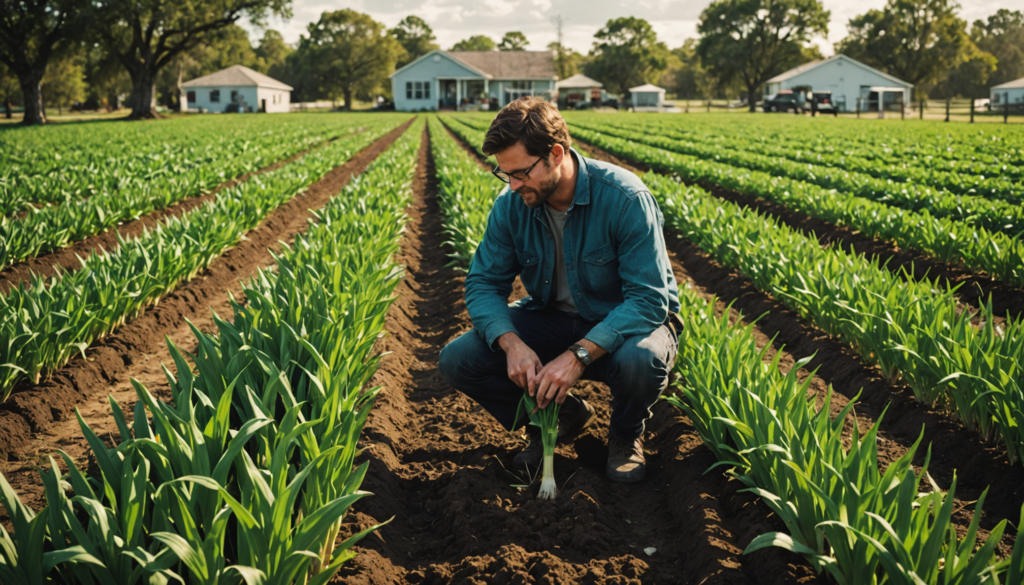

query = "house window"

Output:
[[210, 89, 220, 103], [230, 90, 239, 102], [406, 81, 432, 100], [510, 80, 533, 90], [186, 91, 195, 103]]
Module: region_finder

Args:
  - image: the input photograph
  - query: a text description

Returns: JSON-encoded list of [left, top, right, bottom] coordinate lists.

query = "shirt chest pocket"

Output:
[[581, 245, 619, 286], [516, 249, 540, 279]]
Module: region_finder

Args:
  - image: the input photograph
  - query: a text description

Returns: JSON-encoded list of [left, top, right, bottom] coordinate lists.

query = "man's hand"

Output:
[[498, 332, 542, 391], [533, 351, 586, 409]]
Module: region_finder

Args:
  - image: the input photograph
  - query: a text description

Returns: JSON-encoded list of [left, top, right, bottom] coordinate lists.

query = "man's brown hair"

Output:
[[482, 96, 572, 157]]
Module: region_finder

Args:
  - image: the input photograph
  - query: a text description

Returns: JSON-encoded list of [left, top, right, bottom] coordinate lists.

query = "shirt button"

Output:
[[545, 280, 549, 284]]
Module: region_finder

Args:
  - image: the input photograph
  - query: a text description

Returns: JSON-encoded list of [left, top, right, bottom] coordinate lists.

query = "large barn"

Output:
[[182, 65, 292, 113], [764, 54, 913, 113], [390, 50, 557, 112]]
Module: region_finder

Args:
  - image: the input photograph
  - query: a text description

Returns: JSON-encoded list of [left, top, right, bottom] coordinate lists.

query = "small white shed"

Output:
[[765, 54, 912, 113], [629, 84, 666, 112], [183, 65, 292, 114], [991, 77, 1024, 109]]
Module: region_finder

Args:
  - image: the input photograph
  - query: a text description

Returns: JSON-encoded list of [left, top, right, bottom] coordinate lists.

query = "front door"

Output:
[[440, 80, 457, 109]]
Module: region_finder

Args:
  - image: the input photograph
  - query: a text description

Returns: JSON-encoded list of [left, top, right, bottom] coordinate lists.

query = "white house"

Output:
[[991, 77, 1024, 109], [182, 65, 292, 113], [629, 84, 666, 112], [390, 50, 557, 112], [764, 54, 913, 113]]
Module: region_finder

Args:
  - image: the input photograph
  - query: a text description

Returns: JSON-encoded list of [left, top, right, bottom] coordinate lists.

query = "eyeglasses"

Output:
[[492, 147, 552, 184]]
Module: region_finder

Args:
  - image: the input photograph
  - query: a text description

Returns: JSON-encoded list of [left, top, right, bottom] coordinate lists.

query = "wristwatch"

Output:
[[569, 343, 592, 366]]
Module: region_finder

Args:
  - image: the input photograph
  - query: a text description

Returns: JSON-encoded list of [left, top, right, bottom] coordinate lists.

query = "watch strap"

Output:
[[569, 343, 591, 365]]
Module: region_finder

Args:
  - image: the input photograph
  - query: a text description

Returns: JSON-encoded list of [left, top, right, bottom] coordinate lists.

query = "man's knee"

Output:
[[438, 330, 495, 388], [606, 332, 675, 390]]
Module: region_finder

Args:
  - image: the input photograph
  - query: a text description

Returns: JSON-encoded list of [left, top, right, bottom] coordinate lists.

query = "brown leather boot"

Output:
[[513, 395, 596, 472], [607, 435, 645, 483]]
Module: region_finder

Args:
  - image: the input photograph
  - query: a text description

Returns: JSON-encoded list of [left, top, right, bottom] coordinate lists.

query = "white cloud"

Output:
[[242, 0, 1012, 57]]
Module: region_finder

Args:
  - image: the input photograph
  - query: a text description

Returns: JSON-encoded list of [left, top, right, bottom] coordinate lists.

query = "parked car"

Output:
[[806, 91, 838, 116], [763, 92, 800, 113]]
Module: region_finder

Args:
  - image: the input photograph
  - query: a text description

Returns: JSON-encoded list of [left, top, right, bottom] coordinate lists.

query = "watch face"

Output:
[[576, 347, 589, 360]]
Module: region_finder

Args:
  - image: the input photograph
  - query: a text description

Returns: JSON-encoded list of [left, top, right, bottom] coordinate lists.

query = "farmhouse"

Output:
[[182, 65, 292, 113], [991, 77, 1024, 109], [390, 50, 557, 112], [764, 54, 913, 113]]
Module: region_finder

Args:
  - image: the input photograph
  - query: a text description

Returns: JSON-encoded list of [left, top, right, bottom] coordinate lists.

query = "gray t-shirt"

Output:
[[543, 203, 578, 313]]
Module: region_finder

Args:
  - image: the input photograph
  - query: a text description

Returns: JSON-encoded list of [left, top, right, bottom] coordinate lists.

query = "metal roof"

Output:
[[556, 73, 603, 89], [992, 76, 1024, 90], [765, 54, 912, 88], [182, 65, 292, 90], [446, 51, 557, 79], [629, 84, 665, 93]]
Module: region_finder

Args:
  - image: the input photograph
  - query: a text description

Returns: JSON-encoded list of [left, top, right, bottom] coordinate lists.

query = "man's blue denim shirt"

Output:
[[464, 148, 681, 354]]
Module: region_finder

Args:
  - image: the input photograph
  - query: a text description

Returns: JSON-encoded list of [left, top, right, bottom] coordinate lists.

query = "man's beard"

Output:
[[518, 172, 560, 208]]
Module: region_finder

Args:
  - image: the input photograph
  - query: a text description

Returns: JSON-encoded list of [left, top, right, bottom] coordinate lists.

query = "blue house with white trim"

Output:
[[391, 50, 558, 112]]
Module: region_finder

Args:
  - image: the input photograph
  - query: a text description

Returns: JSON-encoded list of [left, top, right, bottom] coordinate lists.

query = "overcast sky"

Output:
[[245, 0, 1019, 57]]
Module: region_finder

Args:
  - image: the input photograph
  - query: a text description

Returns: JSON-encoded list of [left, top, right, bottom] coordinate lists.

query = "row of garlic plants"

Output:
[[0, 114, 402, 213], [426, 116, 501, 268], [606, 114, 1024, 195], [0, 115, 410, 270], [666, 285, 1024, 584], [0, 119, 405, 402], [595, 126, 1024, 466], [569, 117, 1024, 235], [0, 117, 423, 585], [568, 125, 1024, 290]]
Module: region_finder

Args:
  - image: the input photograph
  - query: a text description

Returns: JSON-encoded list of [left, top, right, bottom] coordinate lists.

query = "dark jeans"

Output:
[[438, 306, 679, 443]]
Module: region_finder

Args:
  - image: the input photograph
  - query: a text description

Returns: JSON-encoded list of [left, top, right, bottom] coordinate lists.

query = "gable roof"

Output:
[[992, 76, 1024, 90], [447, 51, 556, 79], [182, 65, 292, 90], [389, 50, 490, 79], [766, 54, 912, 88], [557, 73, 603, 89], [629, 84, 665, 93]]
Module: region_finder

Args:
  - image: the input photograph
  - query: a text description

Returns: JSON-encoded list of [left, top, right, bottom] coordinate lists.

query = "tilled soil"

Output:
[[573, 137, 1022, 555], [0, 120, 415, 514], [335, 125, 820, 584]]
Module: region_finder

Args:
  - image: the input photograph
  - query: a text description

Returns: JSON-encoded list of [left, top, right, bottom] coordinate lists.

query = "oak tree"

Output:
[[585, 17, 670, 99], [698, 0, 829, 111], [391, 15, 438, 67]]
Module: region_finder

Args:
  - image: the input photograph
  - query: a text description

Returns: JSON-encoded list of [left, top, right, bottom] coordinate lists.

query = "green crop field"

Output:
[[2, 111, 1024, 584]]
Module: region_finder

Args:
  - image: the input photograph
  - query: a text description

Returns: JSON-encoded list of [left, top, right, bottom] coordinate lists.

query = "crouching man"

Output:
[[438, 97, 681, 483]]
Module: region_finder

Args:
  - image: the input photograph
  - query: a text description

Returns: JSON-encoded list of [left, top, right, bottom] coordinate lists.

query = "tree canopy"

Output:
[[835, 0, 969, 90], [585, 17, 670, 98], [90, 0, 292, 119], [697, 0, 828, 110], [0, 0, 88, 124], [391, 15, 438, 67], [292, 9, 401, 110], [498, 32, 530, 51], [548, 41, 585, 79], [451, 35, 496, 52]]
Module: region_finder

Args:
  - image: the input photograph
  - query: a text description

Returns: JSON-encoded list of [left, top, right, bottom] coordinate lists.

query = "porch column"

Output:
[[484, 79, 489, 106], [456, 79, 462, 110]]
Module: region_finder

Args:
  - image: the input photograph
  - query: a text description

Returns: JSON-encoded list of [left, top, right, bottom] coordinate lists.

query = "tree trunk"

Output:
[[4, 98, 10, 119], [18, 70, 45, 125], [343, 88, 353, 111], [748, 85, 758, 113], [128, 66, 159, 119]]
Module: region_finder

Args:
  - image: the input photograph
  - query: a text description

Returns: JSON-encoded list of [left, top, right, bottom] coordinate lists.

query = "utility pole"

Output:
[[551, 15, 566, 80]]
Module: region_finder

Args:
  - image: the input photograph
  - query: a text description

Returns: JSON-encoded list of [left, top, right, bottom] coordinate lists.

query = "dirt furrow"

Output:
[[0, 130, 361, 295], [0, 120, 415, 514], [336, 124, 814, 584], [574, 136, 1021, 555]]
